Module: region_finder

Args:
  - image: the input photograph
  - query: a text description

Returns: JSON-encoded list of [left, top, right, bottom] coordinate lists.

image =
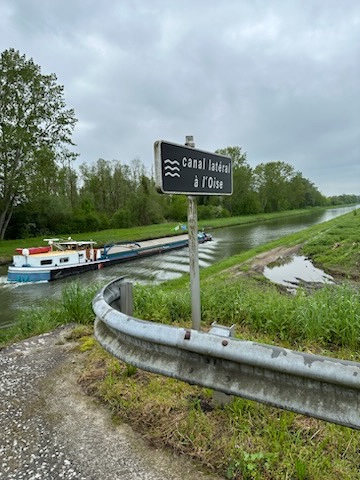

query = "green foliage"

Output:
[[302, 211, 360, 278], [253, 162, 327, 213], [78, 336, 97, 352], [111, 207, 136, 228], [0, 48, 77, 239], [164, 195, 188, 222], [125, 364, 138, 377], [216, 146, 261, 215], [134, 279, 360, 350], [61, 281, 98, 324], [65, 324, 93, 340], [328, 194, 360, 206], [226, 451, 270, 479], [2, 210, 360, 478], [8, 301, 64, 341], [197, 204, 230, 220], [0, 281, 99, 345], [1, 120, 333, 239]]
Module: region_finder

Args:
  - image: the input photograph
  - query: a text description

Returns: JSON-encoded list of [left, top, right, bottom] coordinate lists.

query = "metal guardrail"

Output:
[[93, 277, 360, 430]]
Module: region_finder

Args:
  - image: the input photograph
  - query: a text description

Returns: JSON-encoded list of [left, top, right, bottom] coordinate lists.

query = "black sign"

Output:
[[154, 140, 232, 195]]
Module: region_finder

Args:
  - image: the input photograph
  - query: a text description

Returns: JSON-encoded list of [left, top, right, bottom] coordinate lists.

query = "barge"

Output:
[[7, 232, 212, 283]]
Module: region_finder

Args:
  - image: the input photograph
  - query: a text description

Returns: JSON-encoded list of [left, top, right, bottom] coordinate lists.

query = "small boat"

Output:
[[7, 233, 212, 283]]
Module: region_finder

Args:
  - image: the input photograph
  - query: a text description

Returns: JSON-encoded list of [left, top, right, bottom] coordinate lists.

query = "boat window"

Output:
[[40, 259, 53, 265], [79, 254, 84, 258], [60, 257, 69, 263]]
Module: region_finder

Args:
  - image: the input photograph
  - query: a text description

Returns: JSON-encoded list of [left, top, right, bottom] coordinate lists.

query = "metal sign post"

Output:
[[187, 194, 201, 330], [154, 136, 232, 331], [185, 136, 201, 330]]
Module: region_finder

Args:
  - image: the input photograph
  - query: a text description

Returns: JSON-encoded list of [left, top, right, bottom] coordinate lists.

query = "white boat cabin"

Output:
[[12, 239, 101, 268]]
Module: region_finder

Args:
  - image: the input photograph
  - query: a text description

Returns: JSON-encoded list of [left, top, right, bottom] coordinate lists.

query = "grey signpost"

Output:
[[154, 137, 232, 330]]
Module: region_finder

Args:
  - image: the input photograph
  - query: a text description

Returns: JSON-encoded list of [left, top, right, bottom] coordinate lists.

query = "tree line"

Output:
[[1, 49, 358, 240]]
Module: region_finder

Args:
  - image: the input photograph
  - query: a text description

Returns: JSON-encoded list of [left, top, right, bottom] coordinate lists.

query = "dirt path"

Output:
[[0, 326, 221, 480]]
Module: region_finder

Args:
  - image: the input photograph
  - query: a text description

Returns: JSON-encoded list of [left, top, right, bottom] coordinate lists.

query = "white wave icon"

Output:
[[164, 158, 180, 177]]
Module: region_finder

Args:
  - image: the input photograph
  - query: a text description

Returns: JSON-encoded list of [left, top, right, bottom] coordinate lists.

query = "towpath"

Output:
[[0, 326, 221, 480]]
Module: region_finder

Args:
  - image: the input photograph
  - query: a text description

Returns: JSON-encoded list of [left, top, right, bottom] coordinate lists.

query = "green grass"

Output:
[[0, 281, 100, 345], [2, 208, 360, 479], [134, 278, 360, 353], [0, 207, 324, 262], [2, 210, 359, 352], [302, 208, 360, 278], [79, 342, 360, 480]]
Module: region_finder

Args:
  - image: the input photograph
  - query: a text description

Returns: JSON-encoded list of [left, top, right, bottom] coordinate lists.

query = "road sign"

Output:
[[154, 140, 232, 195]]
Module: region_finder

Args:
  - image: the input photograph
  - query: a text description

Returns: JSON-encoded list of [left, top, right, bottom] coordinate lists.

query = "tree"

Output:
[[0, 49, 77, 239], [287, 173, 326, 209], [79, 159, 135, 217], [216, 146, 259, 215], [253, 161, 295, 212]]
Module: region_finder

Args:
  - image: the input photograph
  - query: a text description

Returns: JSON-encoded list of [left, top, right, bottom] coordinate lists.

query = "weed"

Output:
[[227, 452, 270, 480], [294, 459, 308, 480], [125, 364, 137, 377], [61, 281, 99, 324], [65, 324, 93, 340], [78, 336, 96, 352]]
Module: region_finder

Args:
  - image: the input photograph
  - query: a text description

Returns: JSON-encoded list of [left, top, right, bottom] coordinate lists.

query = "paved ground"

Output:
[[0, 326, 221, 480]]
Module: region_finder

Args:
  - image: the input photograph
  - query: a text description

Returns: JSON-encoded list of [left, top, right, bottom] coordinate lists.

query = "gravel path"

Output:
[[0, 326, 221, 480]]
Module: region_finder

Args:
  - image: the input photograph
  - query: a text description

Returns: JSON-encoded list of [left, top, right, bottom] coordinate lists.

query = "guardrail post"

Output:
[[119, 282, 133, 316], [210, 322, 236, 405]]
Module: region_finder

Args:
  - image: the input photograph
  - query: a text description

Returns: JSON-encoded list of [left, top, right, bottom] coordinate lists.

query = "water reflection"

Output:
[[263, 255, 335, 292]]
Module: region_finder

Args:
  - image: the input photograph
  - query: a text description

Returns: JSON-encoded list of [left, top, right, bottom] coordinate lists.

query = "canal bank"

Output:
[[1, 208, 360, 479], [76, 209, 360, 479], [0, 205, 357, 329]]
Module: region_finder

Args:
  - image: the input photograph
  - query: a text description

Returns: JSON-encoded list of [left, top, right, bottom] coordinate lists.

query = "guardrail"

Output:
[[93, 277, 360, 430]]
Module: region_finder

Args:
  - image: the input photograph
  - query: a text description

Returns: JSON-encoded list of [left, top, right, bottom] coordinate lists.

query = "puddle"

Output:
[[263, 255, 334, 292]]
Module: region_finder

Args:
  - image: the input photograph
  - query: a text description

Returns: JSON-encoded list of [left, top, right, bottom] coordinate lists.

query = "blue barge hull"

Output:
[[8, 233, 212, 283]]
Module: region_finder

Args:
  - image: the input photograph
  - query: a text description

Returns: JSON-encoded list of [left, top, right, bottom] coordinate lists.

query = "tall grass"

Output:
[[134, 279, 360, 351], [60, 281, 99, 324], [0, 281, 100, 346]]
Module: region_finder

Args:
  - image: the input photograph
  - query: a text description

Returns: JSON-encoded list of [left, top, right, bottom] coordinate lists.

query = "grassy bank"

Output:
[[1, 209, 360, 479], [80, 211, 360, 479], [0, 281, 100, 345], [0, 207, 324, 263]]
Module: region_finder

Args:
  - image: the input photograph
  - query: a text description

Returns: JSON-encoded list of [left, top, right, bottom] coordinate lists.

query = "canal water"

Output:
[[0, 206, 357, 328]]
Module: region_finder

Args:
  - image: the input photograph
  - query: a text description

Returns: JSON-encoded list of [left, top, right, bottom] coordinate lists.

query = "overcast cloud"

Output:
[[1, 0, 359, 196]]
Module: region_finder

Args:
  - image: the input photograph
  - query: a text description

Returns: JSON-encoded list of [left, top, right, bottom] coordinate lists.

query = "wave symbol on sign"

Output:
[[164, 158, 180, 177]]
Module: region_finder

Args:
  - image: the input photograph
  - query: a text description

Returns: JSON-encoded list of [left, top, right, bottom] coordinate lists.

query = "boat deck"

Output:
[[106, 234, 189, 254], [14, 234, 190, 259]]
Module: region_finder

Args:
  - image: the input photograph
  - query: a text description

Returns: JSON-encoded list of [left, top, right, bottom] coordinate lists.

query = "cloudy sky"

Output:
[[1, 1, 359, 196]]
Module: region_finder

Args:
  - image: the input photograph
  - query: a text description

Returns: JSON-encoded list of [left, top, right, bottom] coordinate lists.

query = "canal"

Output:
[[0, 206, 357, 328]]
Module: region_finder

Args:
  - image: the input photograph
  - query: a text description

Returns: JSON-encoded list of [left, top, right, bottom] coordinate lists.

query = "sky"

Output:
[[1, 1, 359, 197]]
